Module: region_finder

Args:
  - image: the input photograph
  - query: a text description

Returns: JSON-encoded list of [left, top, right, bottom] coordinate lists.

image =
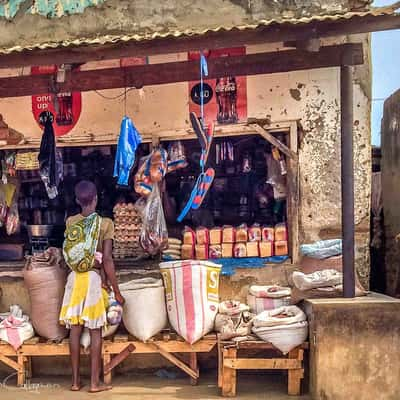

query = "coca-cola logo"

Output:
[[190, 83, 213, 105]]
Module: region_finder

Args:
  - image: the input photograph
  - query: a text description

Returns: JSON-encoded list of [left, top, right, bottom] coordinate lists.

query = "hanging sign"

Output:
[[31, 65, 82, 137], [188, 47, 247, 125]]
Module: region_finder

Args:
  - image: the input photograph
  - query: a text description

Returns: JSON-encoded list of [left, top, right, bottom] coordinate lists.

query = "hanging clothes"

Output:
[[113, 116, 142, 186]]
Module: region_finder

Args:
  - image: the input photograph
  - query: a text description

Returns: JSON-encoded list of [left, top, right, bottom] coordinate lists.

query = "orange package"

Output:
[[233, 243, 247, 258], [196, 227, 209, 245], [222, 226, 235, 243], [183, 226, 196, 245], [275, 223, 288, 242], [262, 226, 275, 242], [236, 224, 248, 243], [275, 241, 288, 256], [209, 227, 222, 245], [248, 224, 262, 242], [246, 242, 259, 257], [259, 241, 273, 258], [222, 243, 233, 258]]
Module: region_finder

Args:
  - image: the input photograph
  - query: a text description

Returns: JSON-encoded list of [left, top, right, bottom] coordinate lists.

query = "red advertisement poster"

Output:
[[31, 65, 82, 137], [188, 47, 247, 125]]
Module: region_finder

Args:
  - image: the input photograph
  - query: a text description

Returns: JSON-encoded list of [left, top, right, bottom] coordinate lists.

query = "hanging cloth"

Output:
[[38, 111, 56, 186], [113, 116, 142, 186]]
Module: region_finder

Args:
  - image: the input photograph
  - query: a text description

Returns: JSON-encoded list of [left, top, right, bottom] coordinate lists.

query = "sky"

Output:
[[371, 0, 400, 146]]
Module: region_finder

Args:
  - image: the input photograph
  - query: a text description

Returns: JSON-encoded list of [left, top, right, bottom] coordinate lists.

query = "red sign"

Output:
[[188, 47, 247, 125], [31, 65, 82, 137]]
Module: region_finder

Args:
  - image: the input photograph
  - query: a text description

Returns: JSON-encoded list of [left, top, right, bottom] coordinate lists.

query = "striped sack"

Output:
[[247, 294, 291, 314], [160, 260, 221, 344]]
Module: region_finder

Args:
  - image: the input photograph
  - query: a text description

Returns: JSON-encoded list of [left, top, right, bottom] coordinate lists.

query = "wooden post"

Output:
[[17, 354, 25, 386], [340, 64, 356, 298], [189, 353, 198, 386], [103, 353, 112, 385], [221, 348, 237, 397], [287, 347, 304, 396]]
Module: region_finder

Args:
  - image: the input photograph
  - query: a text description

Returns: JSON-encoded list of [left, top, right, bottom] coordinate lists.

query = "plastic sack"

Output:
[[120, 278, 167, 342], [218, 300, 249, 316], [253, 321, 308, 354], [6, 201, 20, 235], [252, 306, 306, 328], [0, 305, 35, 350], [23, 248, 68, 341], [249, 285, 291, 299], [247, 294, 291, 314], [292, 269, 343, 291], [140, 183, 168, 255], [160, 260, 221, 344], [215, 309, 254, 340], [300, 239, 342, 259]]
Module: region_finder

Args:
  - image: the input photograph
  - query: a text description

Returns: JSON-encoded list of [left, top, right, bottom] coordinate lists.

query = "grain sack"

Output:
[[252, 306, 306, 328], [160, 260, 221, 344], [247, 294, 290, 314], [23, 248, 67, 341], [120, 278, 167, 342], [253, 321, 308, 354]]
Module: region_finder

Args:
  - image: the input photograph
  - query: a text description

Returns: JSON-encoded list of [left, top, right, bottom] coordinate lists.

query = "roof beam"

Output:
[[0, 43, 363, 98], [0, 13, 396, 69]]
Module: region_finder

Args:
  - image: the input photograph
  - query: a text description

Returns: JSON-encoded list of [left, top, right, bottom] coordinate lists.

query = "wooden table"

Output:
[[0, 332, 217, 386], [218, 337, 308, 397]]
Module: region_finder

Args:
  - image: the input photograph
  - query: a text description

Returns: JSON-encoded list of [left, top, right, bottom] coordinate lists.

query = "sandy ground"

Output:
[[0, 372, 311, 400]]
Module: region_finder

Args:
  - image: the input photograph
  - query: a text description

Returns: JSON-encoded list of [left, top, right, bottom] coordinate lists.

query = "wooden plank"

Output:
[[189, 353, 198, 386], [104, 344, 135, 375], [0, 44, 363, 98], [103, 353, 112, 385], [224, 358, 302, 370], [17, 355, 25, 386], [249, 123, 298, 160], [0, 354, 22, 371], [221, 348, 237, 397], [149, 343, 199, 380], [0, 13, 397, 69], [288, 348, 304, 396]]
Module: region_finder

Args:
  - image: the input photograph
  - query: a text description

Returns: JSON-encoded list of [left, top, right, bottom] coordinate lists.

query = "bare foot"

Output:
[[71, 383, 83, 391], [89, 384, 112, 393]]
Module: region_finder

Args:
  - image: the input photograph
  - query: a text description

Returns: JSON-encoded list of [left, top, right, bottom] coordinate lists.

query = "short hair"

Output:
[[75, 180, 97, 207]]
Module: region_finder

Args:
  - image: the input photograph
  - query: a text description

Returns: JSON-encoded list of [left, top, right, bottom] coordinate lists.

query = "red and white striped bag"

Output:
[[159, 260, 221, 344], [247, 294, 291, 314]]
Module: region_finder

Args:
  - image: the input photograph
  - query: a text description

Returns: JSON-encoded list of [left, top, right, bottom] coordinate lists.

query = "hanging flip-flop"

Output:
[[177, 168, 215, 222]]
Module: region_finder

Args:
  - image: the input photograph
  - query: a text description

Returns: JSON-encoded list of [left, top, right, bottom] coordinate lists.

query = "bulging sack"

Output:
[[253, 306, 306, 328], [23, 248, 67, 341], [120, 278, 167, 342], [247, 294, 290, 314], [160, 260, 221, 344], [249, 285, 291, 298]]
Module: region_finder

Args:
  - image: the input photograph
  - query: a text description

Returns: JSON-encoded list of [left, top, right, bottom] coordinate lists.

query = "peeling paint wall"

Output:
[[0, 37, 372, 287]]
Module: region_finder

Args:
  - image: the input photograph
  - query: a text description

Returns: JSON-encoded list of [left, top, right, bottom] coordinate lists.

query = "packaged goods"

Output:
[[168, 238, 182, 246], [195, 244, 208, 260], [222, 226, 235, 243], [275, 240, 288, 256], [236, 224, 248, 242], [248, 224, 262, 242], [196, 227, 209, 245], [222, 243, 233, 258], [210, 227, 222, 245], [259, 241, 273, 257], [23, 248, 68, 341], [160, 260, 221, 344], [183, 226, 196, 245], [246, 242, 259, 257], [262, 227, 275, 242], [275, 223, 288, 241], [181, 244, 195, 260], [209, 244, 222, 259], [120, 278, 167, 342], [234, 243, 247, 258]]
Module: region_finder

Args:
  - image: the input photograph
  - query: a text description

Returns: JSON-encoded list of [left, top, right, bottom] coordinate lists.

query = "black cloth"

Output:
[[38, 111, 56, 186]]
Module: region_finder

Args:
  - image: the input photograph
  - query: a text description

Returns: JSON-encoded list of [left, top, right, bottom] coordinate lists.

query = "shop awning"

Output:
[[0, 3, 399, 69]]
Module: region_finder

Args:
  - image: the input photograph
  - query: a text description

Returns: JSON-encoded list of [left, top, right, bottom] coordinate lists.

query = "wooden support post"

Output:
[[217, 337, 223, 388], [24, 356, 32, 380], [103, 353, 112, 385], [221, 347, 237, 397], [17, 354, 25, 386], [287, 347, 304, 396], [340, 64, 356, 298], [189, 353, 198, 386]]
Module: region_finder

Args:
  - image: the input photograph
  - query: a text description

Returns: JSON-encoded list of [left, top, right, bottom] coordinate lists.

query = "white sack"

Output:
[[249, 285, 291, 298], [247, 294, 290, 314], [120, 278, 167, 342], [253, 306, 306, 328], [292, 269, 343, 291]]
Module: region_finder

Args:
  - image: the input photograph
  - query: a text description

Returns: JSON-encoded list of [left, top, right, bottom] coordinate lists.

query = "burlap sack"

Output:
[[23, 248, 68, 341]]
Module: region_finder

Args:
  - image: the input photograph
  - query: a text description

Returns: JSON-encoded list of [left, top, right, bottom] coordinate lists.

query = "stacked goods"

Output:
[[181, 226, 195, 259], [15, 151, 40, 170], [252, 306, 308, 354], [247, 285, 291, 314], [120, 278, 167, 341], [113, 202, 145, 259], [23, 247, 68, 341], [162, 238, 182, 261], [160, 260, 221, 344]]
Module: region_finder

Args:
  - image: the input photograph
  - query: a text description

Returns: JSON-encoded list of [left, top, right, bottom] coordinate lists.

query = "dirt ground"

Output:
[[0, 372, 311, 400]]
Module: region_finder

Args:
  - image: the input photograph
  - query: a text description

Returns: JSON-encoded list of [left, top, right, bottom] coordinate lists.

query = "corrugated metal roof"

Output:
[[0, 3, 399, 55]]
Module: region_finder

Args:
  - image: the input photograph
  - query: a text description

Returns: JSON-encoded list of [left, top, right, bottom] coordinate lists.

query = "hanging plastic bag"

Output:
[[300, 239, 342, 259], [6, 201, 19, 235], [140, 183, 168, 255]]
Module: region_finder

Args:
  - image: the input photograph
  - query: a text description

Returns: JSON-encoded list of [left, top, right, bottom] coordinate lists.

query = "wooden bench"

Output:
[[0, 332, 217, 386], [218, 337, 308, 397]]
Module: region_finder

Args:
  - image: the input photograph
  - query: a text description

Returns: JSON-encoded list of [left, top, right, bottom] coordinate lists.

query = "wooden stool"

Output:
[[218, 337, 308, 397]]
